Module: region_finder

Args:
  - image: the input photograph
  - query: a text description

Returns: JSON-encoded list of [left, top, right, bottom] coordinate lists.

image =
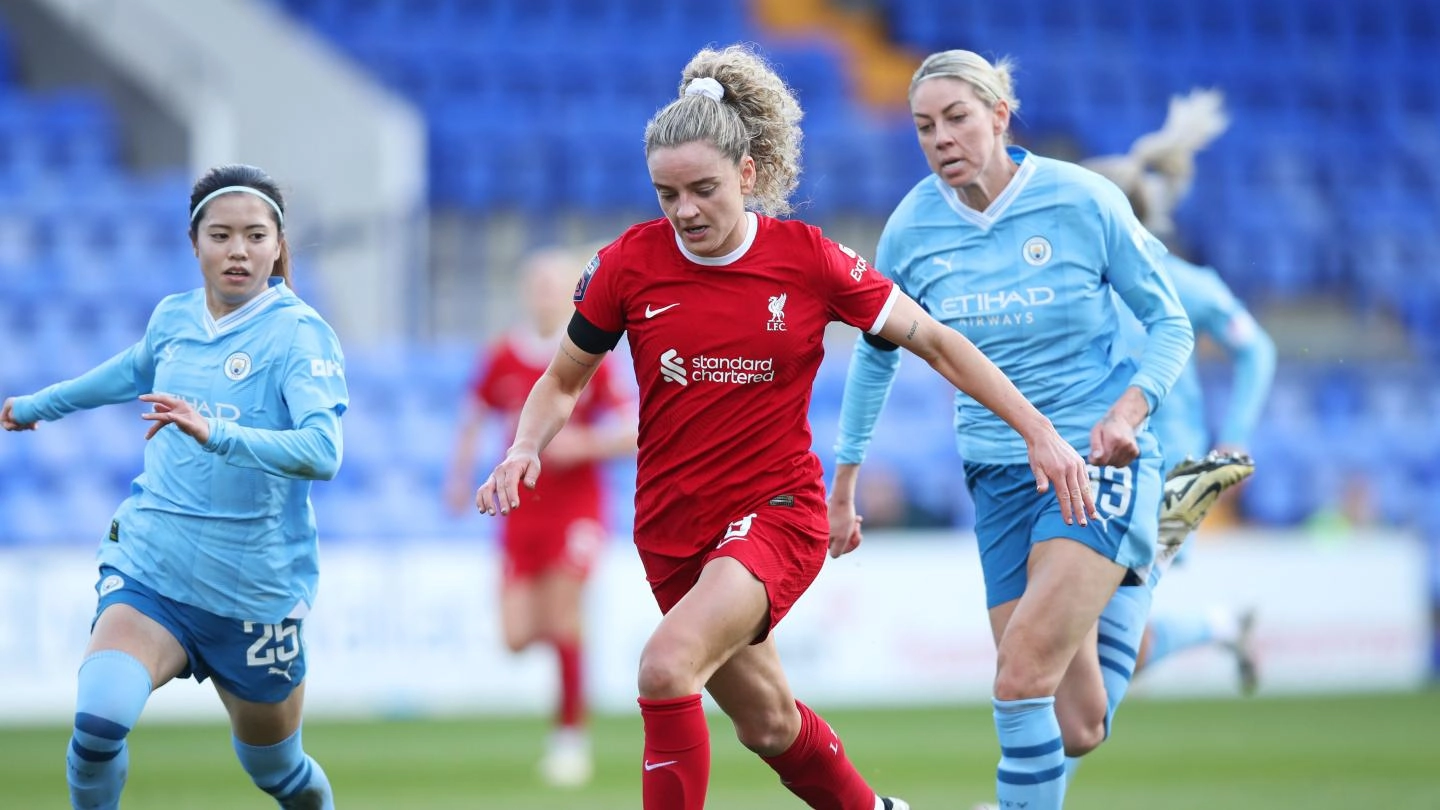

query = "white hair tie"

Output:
[[189, 185, 285, 227], [684, 77, 725, 102]]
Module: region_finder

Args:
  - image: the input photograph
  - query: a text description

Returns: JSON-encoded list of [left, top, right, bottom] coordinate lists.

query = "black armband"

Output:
[[862, 331, 900, 352], [567, 310, 623, 354]]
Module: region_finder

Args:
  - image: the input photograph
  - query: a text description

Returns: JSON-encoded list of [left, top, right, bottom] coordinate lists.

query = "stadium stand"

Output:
[[0, 0, 1437, 545]]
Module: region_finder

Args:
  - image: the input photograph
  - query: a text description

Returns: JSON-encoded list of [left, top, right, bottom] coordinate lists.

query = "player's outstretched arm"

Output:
[[876, 293, 1098, 526], [476, 334, 606, 516], [3, 342, 154, 429], [445, 400, 489, 514], [1, 397, 36, 431], [828, 330, 905, 559]]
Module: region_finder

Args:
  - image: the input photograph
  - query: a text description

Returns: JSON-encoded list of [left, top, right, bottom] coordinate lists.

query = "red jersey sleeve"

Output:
[[811, 232, 899, 334], [573, 238, 629, 334]]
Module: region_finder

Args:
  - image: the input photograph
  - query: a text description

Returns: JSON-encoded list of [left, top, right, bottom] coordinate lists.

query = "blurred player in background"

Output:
[[445, 246, 638, 788], [1084, 88, 1277, 694], [831, 50, 1194, 810], [475, 43, 1092, 810], [1, 164, 345, 810]]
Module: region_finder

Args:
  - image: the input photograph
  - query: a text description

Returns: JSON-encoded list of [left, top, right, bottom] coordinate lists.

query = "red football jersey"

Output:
[[573, 213, 898, 556], [472, 330, 628, 530]]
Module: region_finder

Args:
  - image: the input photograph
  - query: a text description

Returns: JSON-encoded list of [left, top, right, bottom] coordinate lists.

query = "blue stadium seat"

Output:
[[2, 0, 1437, 536], [42, 91, 117, 174], [0, 96, 46, 183], [311, 485, 388, 541], [1398, 0, 1440, 48], [1, 480, 67, 545]]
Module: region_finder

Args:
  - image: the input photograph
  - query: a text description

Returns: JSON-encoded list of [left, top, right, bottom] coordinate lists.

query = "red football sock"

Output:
[[761, 701, 876, 810], [638, 694, 710, 810], [555, 638, 584, 729]]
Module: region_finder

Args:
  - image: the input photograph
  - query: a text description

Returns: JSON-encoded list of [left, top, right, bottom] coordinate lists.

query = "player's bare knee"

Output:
[[537, 620, 580, 648], [993, 656, 1061, 701], [501, 630, 532, 654], [636, 647, 699, 698], [1060, 718, 1106, 756], [728, 702, 799, 756]]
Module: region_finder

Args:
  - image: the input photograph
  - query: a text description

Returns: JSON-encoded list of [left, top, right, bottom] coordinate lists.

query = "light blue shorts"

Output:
[[92, 566, 306, 703], [964, 438, 1161, 608]]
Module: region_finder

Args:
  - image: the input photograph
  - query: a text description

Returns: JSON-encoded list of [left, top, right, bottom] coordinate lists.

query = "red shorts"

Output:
[[502, 515, 606, 583], [637, 489, 828, 642]]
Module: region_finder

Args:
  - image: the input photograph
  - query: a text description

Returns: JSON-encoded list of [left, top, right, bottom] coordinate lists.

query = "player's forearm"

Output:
[[835, 335, 901, 465], [549, 422, 637, 464], [1128, 308, 1194, 412], [1220, 331, 1276, 447], [830, 463, 861, 505], [595, 425, 639, 459], [1104, 386, 1152, 430], [447, 413, 483, 478], [205, 411, 343, 480], [11, 344, 149, 423], [509, 372, 582, 458], [921, 327, 1054, 446]]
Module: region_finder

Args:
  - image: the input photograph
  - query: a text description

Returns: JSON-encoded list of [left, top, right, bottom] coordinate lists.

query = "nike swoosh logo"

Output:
[[645, 303, 680, 318], [644, 759, 678, 771]]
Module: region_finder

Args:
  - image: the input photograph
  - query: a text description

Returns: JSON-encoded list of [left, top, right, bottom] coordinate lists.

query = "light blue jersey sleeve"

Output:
[[1097, 181, 1193, 413], [202, 315, 347, 480], [835, 337, 903, 464], [10, 318, 158, 424], [835, 225, 904, 465], [1172, 259, 1276, 447]]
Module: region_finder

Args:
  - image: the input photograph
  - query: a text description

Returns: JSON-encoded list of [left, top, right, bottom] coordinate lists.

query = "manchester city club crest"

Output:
[[224, 351, 253, 380], [1022, 236, 1053, 266]]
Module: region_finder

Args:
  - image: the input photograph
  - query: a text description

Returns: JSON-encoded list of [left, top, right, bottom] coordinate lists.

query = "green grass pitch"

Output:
[[2, 691, 1435, 808]]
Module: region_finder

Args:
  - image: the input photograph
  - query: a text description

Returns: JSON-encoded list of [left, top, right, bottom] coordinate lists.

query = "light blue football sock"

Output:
[[1061, 755, 1083, 787], [993, 696, 1066, 809], [1147, 613, 1218, 668], [67, 651, 153, 810], [1096, 584, 1152, 734], [234, 728, 334, 809], [1059, 584, 1153, 792]]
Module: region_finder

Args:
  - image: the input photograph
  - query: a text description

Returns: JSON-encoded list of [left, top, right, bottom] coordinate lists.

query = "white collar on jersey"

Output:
[[934, 145, 1037, 228], [205, 279, 288, 337], [674, 211, 758, 266]]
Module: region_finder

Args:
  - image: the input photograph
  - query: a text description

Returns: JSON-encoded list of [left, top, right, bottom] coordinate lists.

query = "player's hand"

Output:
[[826, 497, 864, 558], [1088, 413, 1140, 469], [139, 393, 210, 444], [1, 397, 37, 432], [476, 447, 541, 516], [1028, 428, 1097, 527]]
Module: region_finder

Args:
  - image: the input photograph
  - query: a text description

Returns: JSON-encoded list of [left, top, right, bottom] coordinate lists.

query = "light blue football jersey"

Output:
[[837, 146, 1192, 466], [12, 280, 347, 623], [1120, 254, 1276, 469]]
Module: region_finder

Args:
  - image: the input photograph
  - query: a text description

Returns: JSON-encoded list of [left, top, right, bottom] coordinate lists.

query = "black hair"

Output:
[[187, 164, 291, 288]]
